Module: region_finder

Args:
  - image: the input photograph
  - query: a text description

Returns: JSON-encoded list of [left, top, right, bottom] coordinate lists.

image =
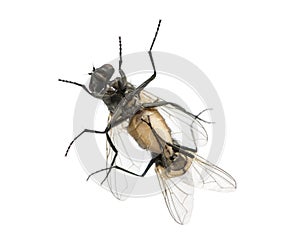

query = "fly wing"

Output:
[[105, 116, 152, 200], [155, 166, 194, 225], [140, 90, 209, 151], [190, 155, 237, 191]]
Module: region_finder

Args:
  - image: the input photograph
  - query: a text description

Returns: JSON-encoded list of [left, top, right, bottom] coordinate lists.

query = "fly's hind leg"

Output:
[[59, 79, 96, 98], [141, 116, 196, 159], [86, 154, 161, 181]]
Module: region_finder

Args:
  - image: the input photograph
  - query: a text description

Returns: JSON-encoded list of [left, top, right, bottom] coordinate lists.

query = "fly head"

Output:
[[89, 64, 115, 98]]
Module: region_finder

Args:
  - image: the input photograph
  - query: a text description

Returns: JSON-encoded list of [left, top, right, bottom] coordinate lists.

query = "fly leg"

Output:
[[142, 101, 212, 152], [82, 115, 160, 184], [172, 142, 198, 153], [142, 101, 214, 124], [64, 126, 119, 184], [141, 115, 167, 152], [141, 116, 196, 159], [118, 36, 127, 86], [101, 131, 118, 185], [86, 154, 161, 181], [58, 79, 98, 98], [140, 116, 170, 165], [64, 128, 109, 156], [132, 20, 161, 96]]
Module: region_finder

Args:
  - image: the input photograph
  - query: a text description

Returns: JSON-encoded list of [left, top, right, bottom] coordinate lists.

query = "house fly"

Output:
[[59, 20, 237, 224]]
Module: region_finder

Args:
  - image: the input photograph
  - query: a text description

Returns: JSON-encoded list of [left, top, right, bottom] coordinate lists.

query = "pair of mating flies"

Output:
[[60, 20, 236, 224]]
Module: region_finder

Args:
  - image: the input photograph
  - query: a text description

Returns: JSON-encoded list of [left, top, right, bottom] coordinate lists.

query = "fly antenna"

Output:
[[150, 19, 162, 51], [88, 65, 96, 75]]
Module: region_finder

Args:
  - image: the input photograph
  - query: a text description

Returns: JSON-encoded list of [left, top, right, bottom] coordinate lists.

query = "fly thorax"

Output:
[[102, 93, 123, 113], [102, 85, 135, 114]]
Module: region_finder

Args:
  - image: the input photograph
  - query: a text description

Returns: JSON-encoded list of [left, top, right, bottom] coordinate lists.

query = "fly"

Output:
[[59, 20, 237, 224]]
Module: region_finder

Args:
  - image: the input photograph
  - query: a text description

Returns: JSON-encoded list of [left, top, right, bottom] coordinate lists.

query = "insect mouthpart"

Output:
[[89, 64, 115, 97]]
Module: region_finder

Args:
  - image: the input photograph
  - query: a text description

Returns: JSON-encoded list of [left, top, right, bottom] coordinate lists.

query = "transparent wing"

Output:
[[140, 90, 209, 151], [105, 116, 152, 200], [155, 166, 194, 225], [190, 155, 237, 191]]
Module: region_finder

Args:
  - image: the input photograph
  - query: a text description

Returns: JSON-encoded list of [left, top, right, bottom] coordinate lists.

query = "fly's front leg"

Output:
[[132, 20, 161, 95], [118, 36, 127, 90], [134, 51, 156, 94], [58, 79, 98, 98]]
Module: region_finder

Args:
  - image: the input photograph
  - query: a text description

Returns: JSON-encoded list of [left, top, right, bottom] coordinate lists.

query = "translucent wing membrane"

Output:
[[105, 116, 152, 200], [156, 166, 194, 225], [155, 151, 236, 224], [63, 20, 236, 225], [103, 85, 235, 221], [140, 90, 209, 151], [160, 104, 208, 149], [191, 155, 237, 191]]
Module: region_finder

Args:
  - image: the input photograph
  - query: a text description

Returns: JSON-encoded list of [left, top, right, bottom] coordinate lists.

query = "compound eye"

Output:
[[89, 64, 115, 95], [89, 78, 107, 94], [98, 64, 114, 80]]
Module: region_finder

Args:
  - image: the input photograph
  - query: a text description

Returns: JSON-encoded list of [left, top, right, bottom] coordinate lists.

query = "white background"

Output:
[[0, 0, 299, 245]]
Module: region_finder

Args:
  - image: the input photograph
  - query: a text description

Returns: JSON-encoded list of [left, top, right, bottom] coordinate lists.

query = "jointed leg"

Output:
[[141, 115, 166, 153], [142, 101, 212, 150], [141, 116, 196, 159], [64, 126, 118, 185], [100, 131, 118, 185], [134, 20, 161, 94], [142, 101, 214, 124], [86, 154, 160, 181], [172, 141, 198, 153], [58, 79, 96, 98], [64, 128, 108, 156]]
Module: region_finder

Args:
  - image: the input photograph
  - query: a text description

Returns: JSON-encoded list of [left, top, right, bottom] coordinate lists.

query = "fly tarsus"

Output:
[[150, 19, 162, 51]]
